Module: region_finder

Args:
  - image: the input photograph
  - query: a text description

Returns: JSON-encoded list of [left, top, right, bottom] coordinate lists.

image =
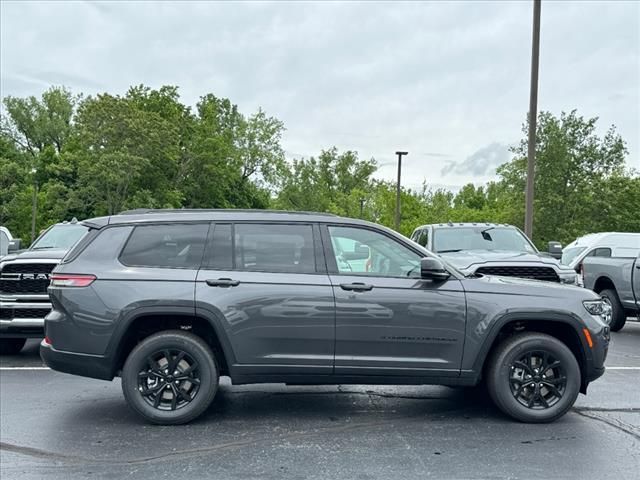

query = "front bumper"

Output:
[[0, 300, 50, 337], [40, 340, 114, 380]]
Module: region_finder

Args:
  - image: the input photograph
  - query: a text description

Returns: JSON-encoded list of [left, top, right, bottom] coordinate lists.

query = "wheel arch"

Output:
[[107, 306, 235, 378], [472, 314, 590, 394]]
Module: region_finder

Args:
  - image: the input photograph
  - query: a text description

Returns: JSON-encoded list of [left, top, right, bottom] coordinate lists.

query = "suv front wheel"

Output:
[[121, 331, 219, 425], [486, 332, 580, 423]]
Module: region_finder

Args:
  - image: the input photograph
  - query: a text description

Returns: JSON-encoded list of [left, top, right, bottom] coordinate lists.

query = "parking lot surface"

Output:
[[1, 322, 639, 480]]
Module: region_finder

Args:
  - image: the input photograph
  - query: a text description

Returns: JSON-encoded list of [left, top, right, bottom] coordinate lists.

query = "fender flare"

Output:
[[468, 310, 592, 378], [105, 304, 237, 376]]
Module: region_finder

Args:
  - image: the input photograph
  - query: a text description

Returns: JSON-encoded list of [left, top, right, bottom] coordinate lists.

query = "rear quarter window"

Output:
[[120, 223, 209, 269]]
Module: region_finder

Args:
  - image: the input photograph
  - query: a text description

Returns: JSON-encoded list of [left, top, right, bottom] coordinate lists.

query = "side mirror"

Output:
[[8, 239, 21, 252], [548, 241, 562, 259], [420, 257, 450, 281]]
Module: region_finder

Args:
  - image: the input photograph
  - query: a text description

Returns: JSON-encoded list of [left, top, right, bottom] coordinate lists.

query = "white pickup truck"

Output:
[[583, 253, 640, 332]]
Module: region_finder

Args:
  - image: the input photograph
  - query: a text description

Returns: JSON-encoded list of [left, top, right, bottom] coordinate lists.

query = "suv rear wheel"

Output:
[[486, 332, 580, 423], [121, 331, 219, 425], [0, 338, 27, 355]]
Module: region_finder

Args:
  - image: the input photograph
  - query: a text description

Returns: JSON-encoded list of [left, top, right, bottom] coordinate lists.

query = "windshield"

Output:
[[433, 227, 537, 254], [30, 224, 88, 250], [561, 246, 586, 265]]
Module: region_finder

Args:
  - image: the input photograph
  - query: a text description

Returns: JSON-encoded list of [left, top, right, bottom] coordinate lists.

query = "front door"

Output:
[[195, 222, 335, 377], [322, 224, 466, 377]]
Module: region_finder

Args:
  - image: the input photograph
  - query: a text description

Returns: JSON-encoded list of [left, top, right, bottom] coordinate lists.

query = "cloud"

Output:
[[1, 1, 638, 185], [441, 143, 511, 176]]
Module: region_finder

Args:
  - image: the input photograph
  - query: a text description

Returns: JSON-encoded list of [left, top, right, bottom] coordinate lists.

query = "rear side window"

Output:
[[120, 224, 208, 269], [234, 223, 316, 273]]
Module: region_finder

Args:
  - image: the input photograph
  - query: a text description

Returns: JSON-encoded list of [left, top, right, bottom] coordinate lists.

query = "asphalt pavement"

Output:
[[1, 323, 639, 480]]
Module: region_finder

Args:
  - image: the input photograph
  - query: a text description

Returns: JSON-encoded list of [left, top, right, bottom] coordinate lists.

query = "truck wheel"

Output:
[[0, 338, 26, 355], [599, 289, 626, 332], [121, 330, 219, 425], [486, 332, 580, 423]]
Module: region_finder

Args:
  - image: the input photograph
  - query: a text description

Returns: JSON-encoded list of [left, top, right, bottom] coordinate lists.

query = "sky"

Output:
[[1, 0, 638, 192]]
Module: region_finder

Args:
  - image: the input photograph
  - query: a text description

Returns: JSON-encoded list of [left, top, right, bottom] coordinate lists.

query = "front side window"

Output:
[[234, 223, 316, 273], [120, 223, 208, 268], [328, 226, 421, 277], [0, 231, 9, 256]]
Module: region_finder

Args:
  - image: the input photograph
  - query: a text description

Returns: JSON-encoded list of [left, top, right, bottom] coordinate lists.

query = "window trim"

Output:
[[320, 223, 428, 279], [117, 222, 210, 270]]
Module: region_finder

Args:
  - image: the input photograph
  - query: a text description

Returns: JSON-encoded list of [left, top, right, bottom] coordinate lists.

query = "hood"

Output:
[[461, 273, 597, 299], [0, 248, 68, 263], [438, 249, 571, 272]]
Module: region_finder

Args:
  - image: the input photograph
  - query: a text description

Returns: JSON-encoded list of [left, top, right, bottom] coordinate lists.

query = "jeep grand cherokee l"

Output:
[[41, 209, 609, 425]]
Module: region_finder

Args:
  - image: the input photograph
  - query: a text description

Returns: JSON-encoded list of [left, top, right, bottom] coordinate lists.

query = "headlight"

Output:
[[583, 299, 612, 324], [559, 272, 578, 285]]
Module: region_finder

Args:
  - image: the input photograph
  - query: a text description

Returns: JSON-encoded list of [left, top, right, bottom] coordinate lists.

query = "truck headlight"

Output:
[[559, 272, 578, 285]]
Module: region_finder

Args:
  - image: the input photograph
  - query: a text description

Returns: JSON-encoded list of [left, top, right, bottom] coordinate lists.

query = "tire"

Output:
[[121, 330, 219, 425], [599, 288, 626, 332], [486, 332, 580, 423], [0, 338, 27, 355]]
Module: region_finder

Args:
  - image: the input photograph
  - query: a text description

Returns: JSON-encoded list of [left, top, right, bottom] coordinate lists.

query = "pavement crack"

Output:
[[572, 409, 640, 440]]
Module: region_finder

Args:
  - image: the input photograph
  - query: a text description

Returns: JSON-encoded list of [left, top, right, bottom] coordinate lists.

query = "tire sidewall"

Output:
[[600, 289, 626, 332], [489, 335, 580, 423], [122, 332, 218, 425]]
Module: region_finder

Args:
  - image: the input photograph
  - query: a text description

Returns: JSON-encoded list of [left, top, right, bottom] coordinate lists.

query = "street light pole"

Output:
[[394, 151, 408, 231], [524, 0, 542, 239]]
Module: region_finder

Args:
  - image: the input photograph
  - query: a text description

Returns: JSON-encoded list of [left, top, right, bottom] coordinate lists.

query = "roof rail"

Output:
[[117, 208, 337, 217]]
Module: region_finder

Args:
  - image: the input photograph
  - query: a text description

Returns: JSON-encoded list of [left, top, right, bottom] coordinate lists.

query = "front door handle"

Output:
[[206, 278, 240, 287], [340, 282, 373, 292]]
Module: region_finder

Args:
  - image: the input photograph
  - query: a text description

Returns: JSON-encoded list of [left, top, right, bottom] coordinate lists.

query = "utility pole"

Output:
[[524, 0, 541, 238], [30, 168, 38, 244], [394, 151, 408, 231]]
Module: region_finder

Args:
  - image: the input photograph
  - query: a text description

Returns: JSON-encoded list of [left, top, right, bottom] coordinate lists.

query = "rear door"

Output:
[[195, 222, 335, 377], [322, 224, 466, 377]]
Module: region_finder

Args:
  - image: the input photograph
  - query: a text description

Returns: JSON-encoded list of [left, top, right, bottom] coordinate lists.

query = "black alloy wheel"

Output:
[[138, 349, 201, 411], [509, 351, 567, 409], [122, 331, 218, 425], [486, 332, 580, 423]]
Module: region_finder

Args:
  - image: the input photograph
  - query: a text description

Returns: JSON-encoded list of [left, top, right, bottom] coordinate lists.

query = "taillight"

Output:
[[50, 274, 96, 287]]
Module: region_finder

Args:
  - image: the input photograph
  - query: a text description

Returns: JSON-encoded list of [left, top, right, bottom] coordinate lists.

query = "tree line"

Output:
[[1, 85, 638, 248]]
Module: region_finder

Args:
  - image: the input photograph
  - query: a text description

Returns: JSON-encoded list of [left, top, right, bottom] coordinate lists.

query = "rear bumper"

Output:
[[40, 340, 114, 380]]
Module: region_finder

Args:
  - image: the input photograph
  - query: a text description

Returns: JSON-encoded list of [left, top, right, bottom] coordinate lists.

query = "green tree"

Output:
[[498, 110, 629, 246]]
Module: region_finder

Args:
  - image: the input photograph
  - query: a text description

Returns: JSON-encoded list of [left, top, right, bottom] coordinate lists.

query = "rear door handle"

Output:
[[206, 278, 240, 287], [340, 282, 373, 292]]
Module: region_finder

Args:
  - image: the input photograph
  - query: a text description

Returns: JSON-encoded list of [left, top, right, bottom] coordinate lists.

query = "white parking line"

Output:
[[0, 367, 50, 370], [1, 366, 640, 371]]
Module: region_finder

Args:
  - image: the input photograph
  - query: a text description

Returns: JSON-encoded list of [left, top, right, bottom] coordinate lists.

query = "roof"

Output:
[[417, 222, 514, 229], [83, 209, 374, 228]]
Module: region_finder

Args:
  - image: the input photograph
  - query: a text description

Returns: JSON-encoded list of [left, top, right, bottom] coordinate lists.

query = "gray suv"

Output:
[[41, 210, 609, 425]]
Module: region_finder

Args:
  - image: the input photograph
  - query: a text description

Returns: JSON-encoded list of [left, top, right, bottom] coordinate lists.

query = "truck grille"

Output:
[[0, 308, 51, 319], [0, 263, 56, 295], [475, 266, 560, 282]]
